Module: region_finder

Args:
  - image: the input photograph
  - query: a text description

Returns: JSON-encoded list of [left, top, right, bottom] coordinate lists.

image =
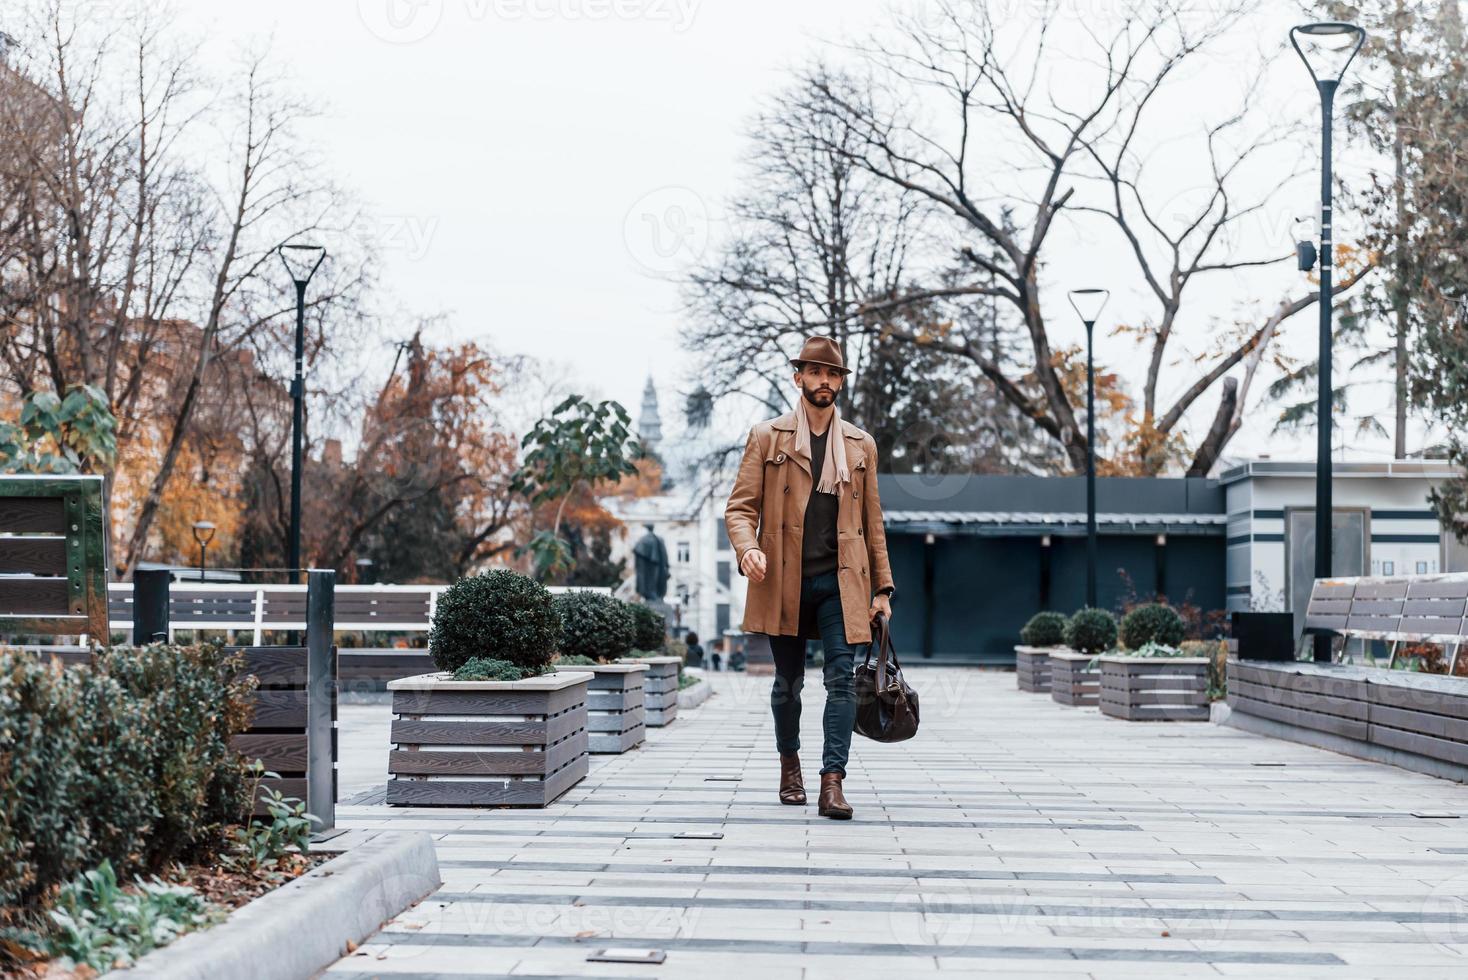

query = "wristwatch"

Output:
[[876, 586, 896, 600]]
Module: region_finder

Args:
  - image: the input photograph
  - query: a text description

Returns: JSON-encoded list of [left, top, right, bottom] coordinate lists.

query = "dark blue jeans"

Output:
[[768, 571, 863, 777]]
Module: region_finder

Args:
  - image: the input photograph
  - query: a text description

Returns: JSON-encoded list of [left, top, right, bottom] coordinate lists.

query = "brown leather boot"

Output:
[[778, 753, 806, 805], [817, 772, 853, 819]]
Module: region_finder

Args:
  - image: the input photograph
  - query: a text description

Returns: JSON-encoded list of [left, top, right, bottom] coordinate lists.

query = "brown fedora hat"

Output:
[[789, 335, 849, 375]]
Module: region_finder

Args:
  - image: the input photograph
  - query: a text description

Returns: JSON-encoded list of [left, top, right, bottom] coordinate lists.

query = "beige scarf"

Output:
[[793, 398, 850, 495]]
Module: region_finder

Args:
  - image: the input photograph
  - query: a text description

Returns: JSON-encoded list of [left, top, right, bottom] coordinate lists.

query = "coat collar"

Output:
[[770, 411, 863, 440]]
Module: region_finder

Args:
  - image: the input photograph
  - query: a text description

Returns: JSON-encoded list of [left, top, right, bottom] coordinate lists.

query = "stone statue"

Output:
[[632, 524, 670, 602]]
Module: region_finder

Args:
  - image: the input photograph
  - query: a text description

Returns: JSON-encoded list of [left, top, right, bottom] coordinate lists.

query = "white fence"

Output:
[[106, 582, 609, 646]]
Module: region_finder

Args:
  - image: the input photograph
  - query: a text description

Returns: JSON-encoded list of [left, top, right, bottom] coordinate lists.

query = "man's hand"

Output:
[[740, 548, 768, 583], [869, 593, 892, 623]]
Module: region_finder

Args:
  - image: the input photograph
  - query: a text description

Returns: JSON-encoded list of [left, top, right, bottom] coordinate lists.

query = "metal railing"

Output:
[[105, 581, 609, 646]]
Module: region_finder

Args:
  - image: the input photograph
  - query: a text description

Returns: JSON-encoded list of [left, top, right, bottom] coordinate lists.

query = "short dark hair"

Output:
[[686, 632, 699, 645]]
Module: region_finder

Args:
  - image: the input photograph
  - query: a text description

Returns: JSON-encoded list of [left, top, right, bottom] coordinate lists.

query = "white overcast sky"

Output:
[[166, 0, 1429, 467]]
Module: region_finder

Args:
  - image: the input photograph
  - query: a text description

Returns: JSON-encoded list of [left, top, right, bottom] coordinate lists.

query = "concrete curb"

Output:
[[111, 831, 440, 980], [677, 678, 712, 710]]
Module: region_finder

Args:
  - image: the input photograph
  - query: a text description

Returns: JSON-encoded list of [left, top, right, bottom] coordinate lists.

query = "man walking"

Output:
[[724, 336, 896, 820]]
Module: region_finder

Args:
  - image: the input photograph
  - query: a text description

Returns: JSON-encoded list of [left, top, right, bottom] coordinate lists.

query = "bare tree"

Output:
[[795, 1, 1371, 475]]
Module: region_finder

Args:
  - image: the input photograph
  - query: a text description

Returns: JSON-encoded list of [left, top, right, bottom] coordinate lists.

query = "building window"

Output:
[[676, 584, 690, 605], [1382, 560, 1394, 575], [717, 560, 731, 588], [716, 603, 730, 635], [677, 541, 690, 563], [716, 521, 731, 551], [1417, 561, 1429, 574]]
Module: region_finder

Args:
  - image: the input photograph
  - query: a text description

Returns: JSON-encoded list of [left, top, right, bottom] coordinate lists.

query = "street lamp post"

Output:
[[1068, 288, 1109, 610], [277, 243, 326, 585], [1291, 21, 1364, 662], [191, 521, 216, 583]]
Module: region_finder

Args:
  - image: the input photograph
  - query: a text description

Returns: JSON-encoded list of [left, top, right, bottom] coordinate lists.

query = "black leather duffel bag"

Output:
[[853, 613, 919, 742]]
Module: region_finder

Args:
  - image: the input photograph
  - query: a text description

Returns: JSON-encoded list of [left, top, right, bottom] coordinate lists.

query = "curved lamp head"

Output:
[[191, 520, 216, 547], [1290, 22, 1365, 87], [1067, 287, 1110, 327], [278, 243, 326, 287]]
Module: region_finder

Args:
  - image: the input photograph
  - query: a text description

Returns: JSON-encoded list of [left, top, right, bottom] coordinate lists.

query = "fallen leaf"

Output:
[[1160, 931, 1170, 938], [345, 939, 359, 953], [575, 930, 599, 938]]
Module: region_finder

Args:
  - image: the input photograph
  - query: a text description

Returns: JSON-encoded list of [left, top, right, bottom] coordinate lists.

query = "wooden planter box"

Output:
[[1048, 651, 1100, 706], [1014, 646, 1062, 692], [385, 670, 591, 807], [626, 655, 681, 726], [1099, 656, 1210, 721], [553, 662, 646, 753]]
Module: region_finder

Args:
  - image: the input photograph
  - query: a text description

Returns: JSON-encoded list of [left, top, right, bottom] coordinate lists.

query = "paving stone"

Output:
[[326, 668, 1468, 976]]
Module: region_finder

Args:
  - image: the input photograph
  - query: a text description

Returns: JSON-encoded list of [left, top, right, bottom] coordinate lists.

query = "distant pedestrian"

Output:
[[724, 335, 895, 820], [685, 631, 704, 668], [709, 639, 723, 672]]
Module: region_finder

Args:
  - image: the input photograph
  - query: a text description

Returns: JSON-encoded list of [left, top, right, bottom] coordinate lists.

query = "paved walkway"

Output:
[[326, 668, 1468, 978]]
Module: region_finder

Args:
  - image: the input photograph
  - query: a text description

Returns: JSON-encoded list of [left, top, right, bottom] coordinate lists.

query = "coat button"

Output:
[[783, 486, 789, 494], [854, 492, 859, 499], [858, 528, 863, 536]]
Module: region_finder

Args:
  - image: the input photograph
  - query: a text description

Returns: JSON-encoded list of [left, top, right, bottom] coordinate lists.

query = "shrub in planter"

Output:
[[428, 569, 560, 673], [452, 657, 550, 682], [1020, 611, 1067, 647], [1120, 603, 1186, 650], [554, 591, 637, 662], [625, 601, 667, 652], [1065, 607, 1117, 656]]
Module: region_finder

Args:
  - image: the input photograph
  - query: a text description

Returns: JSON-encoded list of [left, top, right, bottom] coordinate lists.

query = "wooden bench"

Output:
[[0, 475, 109, 643], [1227, 573, 1468, 780], [1300, 573, 1468, 671]]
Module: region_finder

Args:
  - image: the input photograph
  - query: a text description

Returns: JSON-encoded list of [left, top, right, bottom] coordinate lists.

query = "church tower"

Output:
[[637, 375, 664, 454]]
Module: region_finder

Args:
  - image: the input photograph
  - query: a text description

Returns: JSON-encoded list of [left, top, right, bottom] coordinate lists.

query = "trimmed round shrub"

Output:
[[1119, 603, 1186, 650], [1020, 611, 1067, 647], [554, 591, 637, 662], [625, 601, 667, 652], [428, 570, 560, 673], [1064, 607, 1118, 656], [452, 657, 547, 682]]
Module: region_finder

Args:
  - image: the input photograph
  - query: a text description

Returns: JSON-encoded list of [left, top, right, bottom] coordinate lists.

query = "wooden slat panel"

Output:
[[1371, 704, 1468, 744], [0, 538, 67, 575], [1349, 599, 1403, 616], [1398, 617, 1463, 635], [232, 646, 308, 686], [392, 688, 553, 716], [1355, 580, 1408, 599], [1304, 614, 1348, 631], [1307, 598, 1353, 614], [1347, 614, 1402, 630], [1402, 598, 1466, 617], [0, 497, 65, 534], [1231, 692, 1370, 740], [1313, 582, 1356, 599], [1370, 683, 1468, 722], [1369, 724, 1468, 767], [250, 689, 309, 728], [233, 733, 308, 773], [391, 718, 550, 745], [1232, 678, 1368, 720], [1408, 579, 1468, 599], [389, 747, 553, 776], [0, 577, 70, 615]]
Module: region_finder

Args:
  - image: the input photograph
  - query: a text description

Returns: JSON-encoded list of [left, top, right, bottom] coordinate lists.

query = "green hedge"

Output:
[[1119, 603, 1186, 649], [0, 645, 254, 913], [553, 592, 636, 662], [428, 570, 560, 673], [1064, 607, 1118, 656], [1020, 611, 1067, 647], [624, 601, 667, 652]]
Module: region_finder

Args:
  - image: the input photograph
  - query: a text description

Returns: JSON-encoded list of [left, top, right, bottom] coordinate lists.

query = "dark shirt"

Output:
[[801, 427, 840, 577]]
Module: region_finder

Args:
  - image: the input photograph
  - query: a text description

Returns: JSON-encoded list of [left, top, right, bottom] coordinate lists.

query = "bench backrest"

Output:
[[1303, 574, 1468, 644], [0, 475, 109, 643]]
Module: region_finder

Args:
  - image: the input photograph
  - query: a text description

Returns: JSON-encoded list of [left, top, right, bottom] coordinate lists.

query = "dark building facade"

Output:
[[877, 475, 1227, 664]]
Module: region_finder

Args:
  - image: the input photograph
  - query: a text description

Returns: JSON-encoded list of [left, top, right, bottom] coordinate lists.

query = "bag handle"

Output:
[[871, 612, 899, 688]]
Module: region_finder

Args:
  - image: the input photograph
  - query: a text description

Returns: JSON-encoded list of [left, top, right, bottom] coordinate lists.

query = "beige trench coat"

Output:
[[724, 411, 895, 645]]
